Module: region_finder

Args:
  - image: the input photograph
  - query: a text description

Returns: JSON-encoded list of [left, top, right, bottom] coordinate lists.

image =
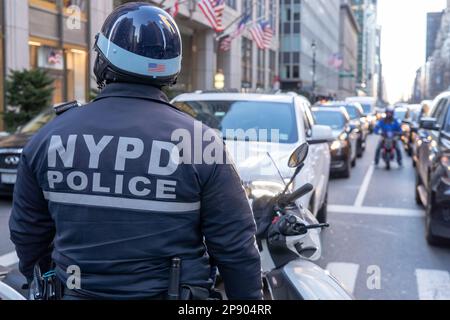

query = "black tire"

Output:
[[357, 140, 363, 158], [425, 189, 446, 246], [386, 160, 391, 171], [351, 155, 356, 168], [317, 192, 328, 224], [415, 171, 423, 206], [342, 158, 351, 178], [407, 146, 413, 157]]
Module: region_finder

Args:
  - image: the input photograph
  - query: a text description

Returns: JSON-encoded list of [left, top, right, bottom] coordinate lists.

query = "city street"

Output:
[[0, 135, 449, 300], [321, 135, 450, 300]]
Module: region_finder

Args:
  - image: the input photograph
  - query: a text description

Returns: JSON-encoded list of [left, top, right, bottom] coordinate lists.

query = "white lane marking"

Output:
[[354, 165, 374, 207], [326, 262, 360, 294], [416, 269, 450, 300], [329, 205, 424, 218], [0, 251, 19, 267]]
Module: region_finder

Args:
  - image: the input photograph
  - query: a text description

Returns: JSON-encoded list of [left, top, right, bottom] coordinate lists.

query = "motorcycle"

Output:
[[380, 131, 400, 170], [0, 267, 26, 300], [248, 143, 353, 300]]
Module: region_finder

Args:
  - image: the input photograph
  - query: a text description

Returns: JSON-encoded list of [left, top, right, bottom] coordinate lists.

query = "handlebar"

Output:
[[278, 183, 314, 207], [276, 214, 329, 236]]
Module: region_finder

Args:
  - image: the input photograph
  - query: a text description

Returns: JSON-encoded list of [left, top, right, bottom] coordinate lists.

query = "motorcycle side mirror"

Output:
[[288, 143, 309, 168]]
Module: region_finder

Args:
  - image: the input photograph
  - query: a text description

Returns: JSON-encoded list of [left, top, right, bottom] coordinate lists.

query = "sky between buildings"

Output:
[[378, 0, 446, 103]]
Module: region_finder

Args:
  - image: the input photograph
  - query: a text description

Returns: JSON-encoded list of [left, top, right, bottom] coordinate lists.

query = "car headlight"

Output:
[[245, 181, 290, 199], [330, 140, 347, 151]]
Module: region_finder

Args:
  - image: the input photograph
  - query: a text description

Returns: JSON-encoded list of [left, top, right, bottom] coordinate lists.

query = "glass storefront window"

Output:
[[30, 43, 64, 104], [30, 43, 87, 104], [241, 38, 253, 88], [257, 49, 265, 88], [66, 48, 87, 103]]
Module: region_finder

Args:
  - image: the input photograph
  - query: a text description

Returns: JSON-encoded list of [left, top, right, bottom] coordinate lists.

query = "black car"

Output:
[[312, 107, 358, 178], [319, 102, 368, 158], [0, 108, 55, 196], [415, 92, 450, 245]]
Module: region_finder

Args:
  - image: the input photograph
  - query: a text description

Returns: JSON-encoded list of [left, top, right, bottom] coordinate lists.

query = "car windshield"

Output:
[[395, 110, 407, 120], [361, 104, 372, 114], [173, 100, 298, 143], [323, 104, 359, 119], [313, 111, 345, 130], [344, 105, 360, 119], [19, 108, 55, 134], [411, 111, 421, 122]]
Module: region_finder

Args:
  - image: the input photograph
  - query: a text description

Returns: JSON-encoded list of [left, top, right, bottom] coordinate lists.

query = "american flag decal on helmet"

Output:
[[148, 63, 166, 73]]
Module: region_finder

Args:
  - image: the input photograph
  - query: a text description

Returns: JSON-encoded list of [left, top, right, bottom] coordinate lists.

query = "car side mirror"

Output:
[[307, 125, 333, 145], [420, 117, 440, 131]]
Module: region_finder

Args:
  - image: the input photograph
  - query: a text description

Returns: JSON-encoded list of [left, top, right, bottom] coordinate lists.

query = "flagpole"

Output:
[[156, 0, 189, 10], [216, 15, 266, 41], [216, 0, 265, 40]]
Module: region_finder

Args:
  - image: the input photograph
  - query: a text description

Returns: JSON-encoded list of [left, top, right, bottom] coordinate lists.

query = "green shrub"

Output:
[[4, 69, 54, 132]]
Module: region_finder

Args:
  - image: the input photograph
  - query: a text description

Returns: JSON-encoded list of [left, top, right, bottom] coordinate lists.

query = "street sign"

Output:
[[339, 72, 355, 79]]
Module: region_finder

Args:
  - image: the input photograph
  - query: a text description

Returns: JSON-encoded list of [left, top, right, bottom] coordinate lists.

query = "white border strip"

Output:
[[43, 192, 201, 213], [354, 165, 374, 207]]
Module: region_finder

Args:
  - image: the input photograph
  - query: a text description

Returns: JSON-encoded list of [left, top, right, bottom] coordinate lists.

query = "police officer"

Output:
[[9, 3, 262, 300]]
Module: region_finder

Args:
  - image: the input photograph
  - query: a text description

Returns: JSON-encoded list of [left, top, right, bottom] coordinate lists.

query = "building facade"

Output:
[[4, 0, 113, 104], [0, 0, 113, 130], [426, 12, 443, 61], [279, 0, 340, 99], [338, 0, 359, 98], [427, 4, 450, 99], [0, 0, 281, 131], [0, 0, 4, 130], [115, 0, 280, 94], [350, 0, 379, 97]]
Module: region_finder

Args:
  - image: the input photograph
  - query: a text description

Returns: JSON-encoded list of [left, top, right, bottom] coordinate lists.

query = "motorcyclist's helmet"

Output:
[[94, 3, 182, 88], [385, 106, 395, 120]]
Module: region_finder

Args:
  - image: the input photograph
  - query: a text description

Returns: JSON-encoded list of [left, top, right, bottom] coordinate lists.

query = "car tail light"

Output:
[[440, 155, 450, 168]]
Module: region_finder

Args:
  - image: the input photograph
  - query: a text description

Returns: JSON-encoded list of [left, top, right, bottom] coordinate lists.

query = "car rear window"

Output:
[[173, 100, 298, 143]]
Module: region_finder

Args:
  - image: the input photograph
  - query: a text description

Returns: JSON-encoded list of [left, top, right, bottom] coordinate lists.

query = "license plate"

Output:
[[1, 174, 17, 185]]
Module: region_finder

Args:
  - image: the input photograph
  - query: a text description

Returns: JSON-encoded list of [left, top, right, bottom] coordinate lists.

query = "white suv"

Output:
[[172, 92, 332, 222]]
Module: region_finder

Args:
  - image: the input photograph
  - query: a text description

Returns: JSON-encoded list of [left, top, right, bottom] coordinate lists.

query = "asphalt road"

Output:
[[0, 135, 449, 300], [320, 134, 450, 300]]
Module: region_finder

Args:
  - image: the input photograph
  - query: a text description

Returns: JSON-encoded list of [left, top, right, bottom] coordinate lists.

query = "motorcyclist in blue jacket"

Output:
[[374, 106, 403, 166], [9, 3, 262, 300]]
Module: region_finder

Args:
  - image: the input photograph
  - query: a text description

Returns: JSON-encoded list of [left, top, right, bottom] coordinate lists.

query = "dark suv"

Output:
[[415, 92, 450, 245], [0, 108, 55, 196]]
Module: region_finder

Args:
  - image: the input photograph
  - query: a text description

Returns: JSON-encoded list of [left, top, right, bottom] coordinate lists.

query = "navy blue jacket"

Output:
[[9, 83, 262, 300]]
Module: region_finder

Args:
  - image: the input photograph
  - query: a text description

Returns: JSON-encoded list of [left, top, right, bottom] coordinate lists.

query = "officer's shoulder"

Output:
[[53, 100, 83, 116]]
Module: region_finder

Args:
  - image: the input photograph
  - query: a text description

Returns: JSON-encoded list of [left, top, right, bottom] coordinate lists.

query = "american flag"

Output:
[[166, 0, 180, 18], [148, 63, 166, 73], [250, 21, 273, 50], [328, 53, 344, 69], [198, 0, 225, 32], [220, 14, 251, 51]]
